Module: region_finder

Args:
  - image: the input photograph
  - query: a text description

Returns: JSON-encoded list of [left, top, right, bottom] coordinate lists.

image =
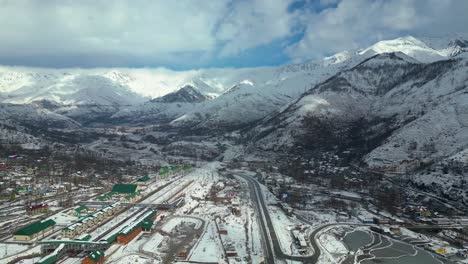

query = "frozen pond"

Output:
[[343, 230, 373, 251], [341, 230, 454, 264]]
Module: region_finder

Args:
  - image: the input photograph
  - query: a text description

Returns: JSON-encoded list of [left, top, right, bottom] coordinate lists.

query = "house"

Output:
[[82, 250, 105, 264], [14, 219, 56, 241], [389, 226, 401, 234], [80, 217, 93, 229], [97, 192, 114, 201], [73, 205, 89, 216], [122, 192, 138, 203], [406, 206, 431, 219], [136, 175, 150, 185], [26, 203, 49, 215], [62, 222, 85, 238]]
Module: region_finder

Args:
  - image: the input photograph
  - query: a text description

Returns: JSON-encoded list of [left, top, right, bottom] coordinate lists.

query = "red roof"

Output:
[[28, 203, 48, 210]]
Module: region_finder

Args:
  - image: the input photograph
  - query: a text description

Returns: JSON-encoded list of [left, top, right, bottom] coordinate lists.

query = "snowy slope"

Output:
[[359, 36, 447, 63], [164, 53, 363, 127], [251, 51, 468, 168], [0, 69, 147, 105], [1, 35, 467, 132], [359, 35, 468, 63], [1, 35, 466, 127], [110, 85, 213, 123], [167, 36, 467, 128], [0, 103, 79, 128]]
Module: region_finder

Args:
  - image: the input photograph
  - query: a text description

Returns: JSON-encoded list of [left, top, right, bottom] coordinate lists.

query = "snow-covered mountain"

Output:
[[0, 70, 145, 105], [251, 49, 468, 169], [0, 102, 81, 149], [1, 35, 466, 127], [1, 35, 467, 157], [152, 85, 209, 103], [164, 35, 468, 128], [111, 85, 210, 124]]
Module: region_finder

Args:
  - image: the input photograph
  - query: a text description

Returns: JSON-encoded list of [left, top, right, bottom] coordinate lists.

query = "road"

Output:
[[239, 174, 275, 263], [238, 174, 321, 263]]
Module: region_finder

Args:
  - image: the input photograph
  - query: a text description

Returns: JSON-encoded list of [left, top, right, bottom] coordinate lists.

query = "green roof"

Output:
[[98, 192, 115, 201], [159, 167, 169, 175], [142, 220, 153, 230], [14, 219, 56, 236], [124, 192, 137, 200], [137, 175, 150, 182], [87, 250, 105, 263], [74, 205, 88, 213], [36, 254, 56, 264], [111, 184, 138, 194]]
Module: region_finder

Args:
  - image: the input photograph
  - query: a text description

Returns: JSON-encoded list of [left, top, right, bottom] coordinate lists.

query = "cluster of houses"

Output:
[[62, 202, 121, 239], [97, 184, 140, 203]]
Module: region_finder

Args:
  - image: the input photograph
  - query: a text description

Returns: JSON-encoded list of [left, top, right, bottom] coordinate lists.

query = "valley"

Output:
[[0, 35, 467, 263]]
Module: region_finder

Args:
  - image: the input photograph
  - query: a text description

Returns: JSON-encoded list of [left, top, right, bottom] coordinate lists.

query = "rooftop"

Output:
[[111, 184, 138, 194], [87, 250, 104, 262], [14, 219, 56, 236]]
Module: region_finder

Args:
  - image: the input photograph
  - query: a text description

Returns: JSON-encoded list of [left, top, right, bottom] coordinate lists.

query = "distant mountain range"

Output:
[[1, 34, 467, 170]]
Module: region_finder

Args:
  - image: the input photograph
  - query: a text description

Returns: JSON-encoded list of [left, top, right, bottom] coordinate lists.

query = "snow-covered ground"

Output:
[[189, 221, 226, 263]]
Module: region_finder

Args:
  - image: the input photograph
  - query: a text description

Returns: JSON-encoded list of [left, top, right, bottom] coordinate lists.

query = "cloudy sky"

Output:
[[0, 0, 467, 69]]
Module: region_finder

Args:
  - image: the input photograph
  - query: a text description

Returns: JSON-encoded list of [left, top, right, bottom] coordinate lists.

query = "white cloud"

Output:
[[0, 0, 466, 67], [215, 0, 300, 56], [286, 0, 468, 62], [0, 0, 299, 67], [0, 1, 224, 56]]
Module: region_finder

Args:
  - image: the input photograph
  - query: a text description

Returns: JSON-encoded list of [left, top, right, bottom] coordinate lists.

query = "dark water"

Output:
[[343, 230, 373, 251], [341, 230, 454, 264]]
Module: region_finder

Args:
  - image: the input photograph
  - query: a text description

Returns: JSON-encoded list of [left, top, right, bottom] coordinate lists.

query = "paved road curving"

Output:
[[238, 174, 324, 263]]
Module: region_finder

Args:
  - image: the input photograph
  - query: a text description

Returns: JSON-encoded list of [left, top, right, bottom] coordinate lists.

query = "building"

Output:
[[111, 184, 139, 194], [14, 219, 56, 241], [136, 175, 150, 185], [117, 224, 142, 244], [121, 192, 138, 203], [456, 250, 468, 258], [373, 217, 391, 225], [82, 250, 105, 264], [97, 193, 114, 201], [142, 220, 153, 231], [406, 205, 431, 220], [73, 205, 89, 216], [432, 218, 453, 225], [389, 226, 401, 234], [27, 203, 49, 215], [117, 209, 156, 244], [62, 203, 120, 239], [62, 222, 85, 238]]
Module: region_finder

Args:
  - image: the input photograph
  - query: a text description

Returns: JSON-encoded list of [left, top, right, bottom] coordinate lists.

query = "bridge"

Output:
[[404, 224, 467, 231], [38, 240, 109, 254], [78, 201, 176, 210]]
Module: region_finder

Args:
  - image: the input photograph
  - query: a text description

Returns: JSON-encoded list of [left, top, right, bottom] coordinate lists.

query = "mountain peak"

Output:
[[358, 36, 447, 63], [151, 85, 208, 103]]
